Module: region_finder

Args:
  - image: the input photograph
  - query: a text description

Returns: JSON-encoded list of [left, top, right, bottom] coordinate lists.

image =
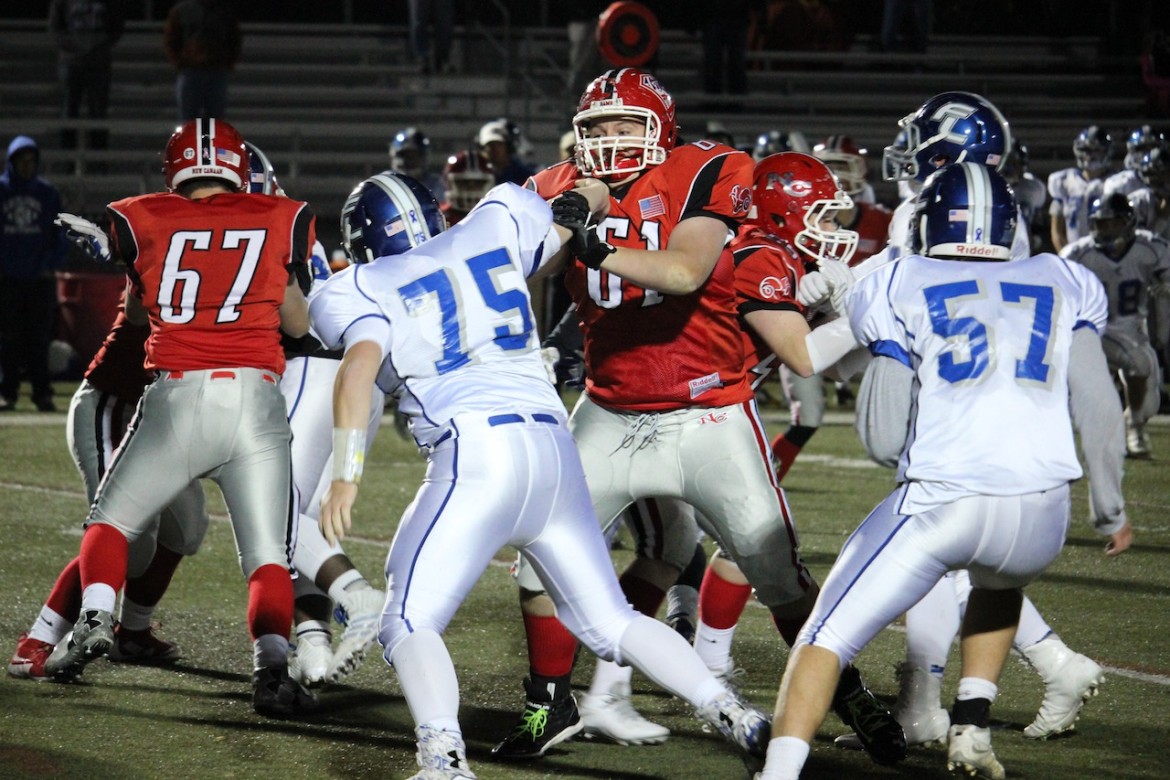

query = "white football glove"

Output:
[[540, 346, 561, 385], [798, 258, 854, 316], [55, 212, 111, 262]]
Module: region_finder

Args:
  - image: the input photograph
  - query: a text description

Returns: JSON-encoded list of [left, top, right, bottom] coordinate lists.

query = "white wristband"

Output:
[[804, 317, 861, 375], [332, 427, 367, 484]]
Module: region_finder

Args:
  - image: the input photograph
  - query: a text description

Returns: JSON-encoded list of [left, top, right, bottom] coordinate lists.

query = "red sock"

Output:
[[124, 546, 184, 608], [771, 435, 802, 482], [44, 557, 83, 623], [79, 524, 129, 592], [523, 613, 577, 678], [698, 566, 753, 630], [247, 564, 293, 641], [618, 571, 666, 617]]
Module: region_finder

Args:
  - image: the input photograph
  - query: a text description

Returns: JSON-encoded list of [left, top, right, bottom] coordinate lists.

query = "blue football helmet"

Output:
[[882, 91, 1012, 183], [753, 129, 811, 161], [389, 127, 430, 178], [1073, 126, 1112, 176], [911, 162, 1017, 261], [341, 171, 446, 264], [1124, 125, 1166, 171], [244, 141, 280, 195], [1138, 146, 1170, 195], [1089, 192, 1136, 256]]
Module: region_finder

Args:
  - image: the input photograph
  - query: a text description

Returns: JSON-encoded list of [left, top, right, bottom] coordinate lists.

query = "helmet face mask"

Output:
[[573, 68, 677, 179], [750, 152, 858, 266], [164, 118, 248, 192], [1073, 126, 1112, 176], [341, 172, 447, 265], [1089, 192, 1136, 256], [882, 92, 1011, 184], [911, 162, 1017, 261]]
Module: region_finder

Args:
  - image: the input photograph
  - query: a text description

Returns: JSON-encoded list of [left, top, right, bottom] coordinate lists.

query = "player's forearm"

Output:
[[744, 309, 814, 377], [280, 279, 310, 338], [599, 245, 717, 294], [333, 341, 382, 431]]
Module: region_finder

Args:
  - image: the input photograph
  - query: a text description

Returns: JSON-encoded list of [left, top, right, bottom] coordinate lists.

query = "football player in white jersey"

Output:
[[1048, 126, 1114, 253], [1104, 125, 1166, 198], [800, 93, 1126, 748], [754, 162, 1125, 780], [1061, 192, 1170, 458], [309, 173, 771, 779]]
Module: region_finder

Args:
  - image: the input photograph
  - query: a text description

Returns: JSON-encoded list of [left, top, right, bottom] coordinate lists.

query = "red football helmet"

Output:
[[443, 150, 495, 212], [163, 118, 248, 192], [812, 135, 869, 197], [573, 67, 678, 179], [750, 152, 858, 265]]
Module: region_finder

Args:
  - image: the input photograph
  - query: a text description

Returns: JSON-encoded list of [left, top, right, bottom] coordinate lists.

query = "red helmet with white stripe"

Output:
[[750, 152, 858, 265], [573, 68, 678, 179], [163, 118, 248, 192]]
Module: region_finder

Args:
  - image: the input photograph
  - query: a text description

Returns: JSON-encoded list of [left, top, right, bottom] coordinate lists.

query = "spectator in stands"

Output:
[[699, 1, 756, 96], [49, 0, 126, 160], [0, 136, 68, 413], [752, 0, 846, 55], [879, 0, 929, 54], [477, 119, 535, 185], [409, 0, 454, 75], [163, 0, 242, 121]]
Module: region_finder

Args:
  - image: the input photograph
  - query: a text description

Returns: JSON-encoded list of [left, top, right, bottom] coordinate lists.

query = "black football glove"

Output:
[[550, 190, 616, 270]]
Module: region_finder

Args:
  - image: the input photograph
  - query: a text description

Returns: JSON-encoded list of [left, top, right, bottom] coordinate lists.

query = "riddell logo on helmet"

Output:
[[955, 244, 1000, 256]]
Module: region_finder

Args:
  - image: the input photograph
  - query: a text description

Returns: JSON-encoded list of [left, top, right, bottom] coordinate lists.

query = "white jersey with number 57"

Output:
[[309, 183, 564, 446], [848, 252, 1109, 513]]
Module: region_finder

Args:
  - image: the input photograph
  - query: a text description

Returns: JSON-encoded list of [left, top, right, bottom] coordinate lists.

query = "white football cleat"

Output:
[[946, 724, 1004, 780], [328, 586, 384, 683], [579, 680, 670, 745], [1021, 636, 1104, 739], [411, 725, 477, 779], [289, 631, 333, 688], [696, 689, 771, 760]]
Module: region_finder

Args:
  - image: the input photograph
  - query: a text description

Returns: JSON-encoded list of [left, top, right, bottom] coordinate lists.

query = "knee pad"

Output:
[[1103, 328, 1154, 377]]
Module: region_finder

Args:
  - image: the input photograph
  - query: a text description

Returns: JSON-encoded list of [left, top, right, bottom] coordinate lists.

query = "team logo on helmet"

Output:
[[639, 73, 672, 109], [730, 184, 752, 215], [766, 171, 812, 198]]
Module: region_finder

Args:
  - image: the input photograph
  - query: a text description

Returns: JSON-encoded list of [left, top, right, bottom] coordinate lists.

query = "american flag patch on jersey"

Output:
[[948, 209, 970, 221], [639, 195, 665, 219], [215, 147, 241, 167], [385, 218, 405, 237]]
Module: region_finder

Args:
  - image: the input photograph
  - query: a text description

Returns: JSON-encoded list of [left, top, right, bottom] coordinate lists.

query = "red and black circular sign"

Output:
[[596, 1, 660, 67]]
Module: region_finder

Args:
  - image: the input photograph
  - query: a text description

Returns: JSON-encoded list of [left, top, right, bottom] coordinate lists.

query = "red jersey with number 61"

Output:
[[527, 142, 754, 411], [107, 191, 313, 375]]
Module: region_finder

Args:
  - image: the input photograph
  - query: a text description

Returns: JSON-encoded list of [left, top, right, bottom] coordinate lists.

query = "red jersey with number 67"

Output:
[[527, 142, 755, 411], [107, 191, 313, 375]]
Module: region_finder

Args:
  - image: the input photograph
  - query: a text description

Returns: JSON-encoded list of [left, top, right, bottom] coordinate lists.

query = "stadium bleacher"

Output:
[[0, 17, 1147, 236]]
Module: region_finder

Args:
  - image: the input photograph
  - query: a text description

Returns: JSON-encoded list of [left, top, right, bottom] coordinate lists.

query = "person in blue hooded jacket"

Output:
[[0, 135, 67, 412]]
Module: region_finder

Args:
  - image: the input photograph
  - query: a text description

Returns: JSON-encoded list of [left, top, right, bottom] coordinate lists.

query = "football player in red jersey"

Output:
[[440, 149, 495, 225], [768, 139, 895, 483], [494, 70, 905, 766], [8, 301, 210, 681], [40, 119, 318, 718]]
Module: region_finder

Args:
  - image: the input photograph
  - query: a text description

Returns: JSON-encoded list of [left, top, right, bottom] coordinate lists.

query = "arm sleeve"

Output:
[[1067, 328, 1128, 535], [854, 355, 913, 468]]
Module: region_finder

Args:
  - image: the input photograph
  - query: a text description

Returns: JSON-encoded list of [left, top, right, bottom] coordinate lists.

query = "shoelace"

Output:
[[515, 704, 550, 738], [615, 413, 660, 454]]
